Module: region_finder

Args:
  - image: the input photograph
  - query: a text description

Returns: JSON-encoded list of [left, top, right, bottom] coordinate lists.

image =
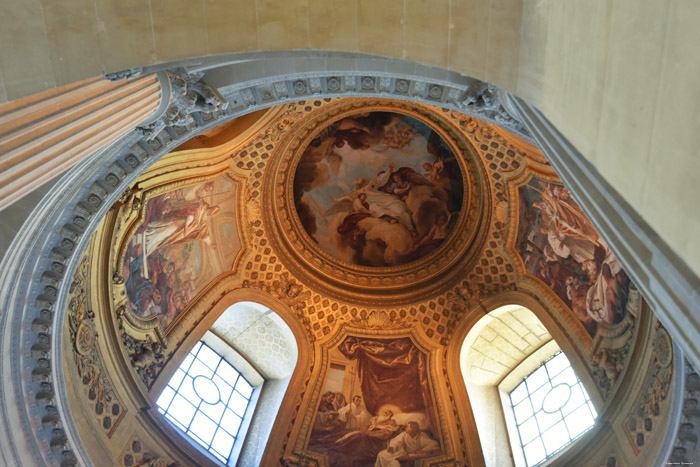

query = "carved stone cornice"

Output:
[[138, 69, 229, 142], [622, 322, 675, 455], [104, 68, 143, 82], [116, 307, 167, 391], [212, 65, 531, 142], [666, 360, 700, 464]]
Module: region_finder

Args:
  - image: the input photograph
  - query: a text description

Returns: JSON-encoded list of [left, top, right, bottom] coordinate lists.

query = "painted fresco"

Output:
[[293, 112, 464, 267], [516, 178, 631, 336], [122, 177, 239, 329], [307, 337, 441, 466]]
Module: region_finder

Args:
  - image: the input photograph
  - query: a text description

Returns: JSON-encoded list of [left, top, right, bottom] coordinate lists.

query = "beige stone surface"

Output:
[[448, 0, 489, 81], [461, 305, 551, 386], [0, 0, 56, 100], [151, 0, 209, 61], [308, 0, 358, 50], [465, 383, 514, 467], [257, 0, 309, 49], [515, 0, 546, 103], [594, 0, 667, 209], [357, 0, 404, 58], [405, 0, 449, 67], [0, 68, 6, 103], [485, 0, 522, 91], [95, 0, 158, 72], [642, 2, 700, 271], [43, 0, 104, 85], [537, 0, 612, 163], [206, 0, 259, 53]]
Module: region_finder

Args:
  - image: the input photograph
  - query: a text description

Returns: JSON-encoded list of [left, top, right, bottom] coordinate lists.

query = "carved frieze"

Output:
[[589, 286, 642, 399], [623, 322, 674, 453], [104, 68, 143, 82], [461, 83, 522, 130], [66, 255, 125, 435], [666, 360, 700, 465]]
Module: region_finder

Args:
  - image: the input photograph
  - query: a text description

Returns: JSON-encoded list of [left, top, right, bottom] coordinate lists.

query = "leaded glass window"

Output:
[[156, 341, 255, 464], [509, 351, 597, 467]]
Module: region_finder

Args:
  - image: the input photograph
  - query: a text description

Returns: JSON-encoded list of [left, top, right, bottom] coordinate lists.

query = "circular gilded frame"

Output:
[[264, 98, 491, 303]]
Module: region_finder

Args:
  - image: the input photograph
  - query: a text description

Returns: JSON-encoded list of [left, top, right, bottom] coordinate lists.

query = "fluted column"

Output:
[[0, 74, 163, 210]]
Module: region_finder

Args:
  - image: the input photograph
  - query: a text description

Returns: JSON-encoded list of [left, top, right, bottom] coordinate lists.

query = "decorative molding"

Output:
[[622, 323, 674, 454], [665, 359, 700, 465], [120, 437, 180, 467], [138, 69, 229, 142], [117, 320, 166, 390], [66, 255, 125, 435], [346, 310, 417, 330], [209, 65, 531, 142], [105, 68, 143, 82], [589, 286, 641, 400]]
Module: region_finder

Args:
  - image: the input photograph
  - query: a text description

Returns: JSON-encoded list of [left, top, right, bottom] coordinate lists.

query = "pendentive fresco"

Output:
[[516, 178, 632, 337], [122, 177, 239, 329]]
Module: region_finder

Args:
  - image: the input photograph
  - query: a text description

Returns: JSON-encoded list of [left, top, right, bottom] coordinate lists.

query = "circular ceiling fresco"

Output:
[[292, 111, 465, 267], [265, 99, 489, 304]]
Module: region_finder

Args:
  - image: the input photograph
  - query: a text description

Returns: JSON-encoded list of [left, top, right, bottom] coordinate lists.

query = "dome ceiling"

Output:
[[103, 96, 635, 347], [67, 96, 651, 466]]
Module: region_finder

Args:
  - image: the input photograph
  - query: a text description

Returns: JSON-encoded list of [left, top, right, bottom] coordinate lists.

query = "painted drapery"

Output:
[[337, 336, 435, 432]]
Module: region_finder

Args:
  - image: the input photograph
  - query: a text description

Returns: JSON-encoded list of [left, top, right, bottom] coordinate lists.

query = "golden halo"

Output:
[[376, 403, 402, 416]]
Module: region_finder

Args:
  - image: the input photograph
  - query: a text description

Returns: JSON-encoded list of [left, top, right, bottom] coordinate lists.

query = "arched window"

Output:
[[506, 351, 596, 466], [156, 340, 257, 463], [156, 301, 298, 465], [461, 305, 597, 467]]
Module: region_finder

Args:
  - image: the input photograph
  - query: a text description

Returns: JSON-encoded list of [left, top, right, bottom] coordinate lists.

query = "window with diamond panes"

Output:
[[509, 351, 597, 467], [156, 341, 255, 464]]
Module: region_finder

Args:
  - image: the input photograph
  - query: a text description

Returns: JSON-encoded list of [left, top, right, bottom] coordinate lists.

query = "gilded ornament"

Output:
[[75, 322, 96, 355]]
